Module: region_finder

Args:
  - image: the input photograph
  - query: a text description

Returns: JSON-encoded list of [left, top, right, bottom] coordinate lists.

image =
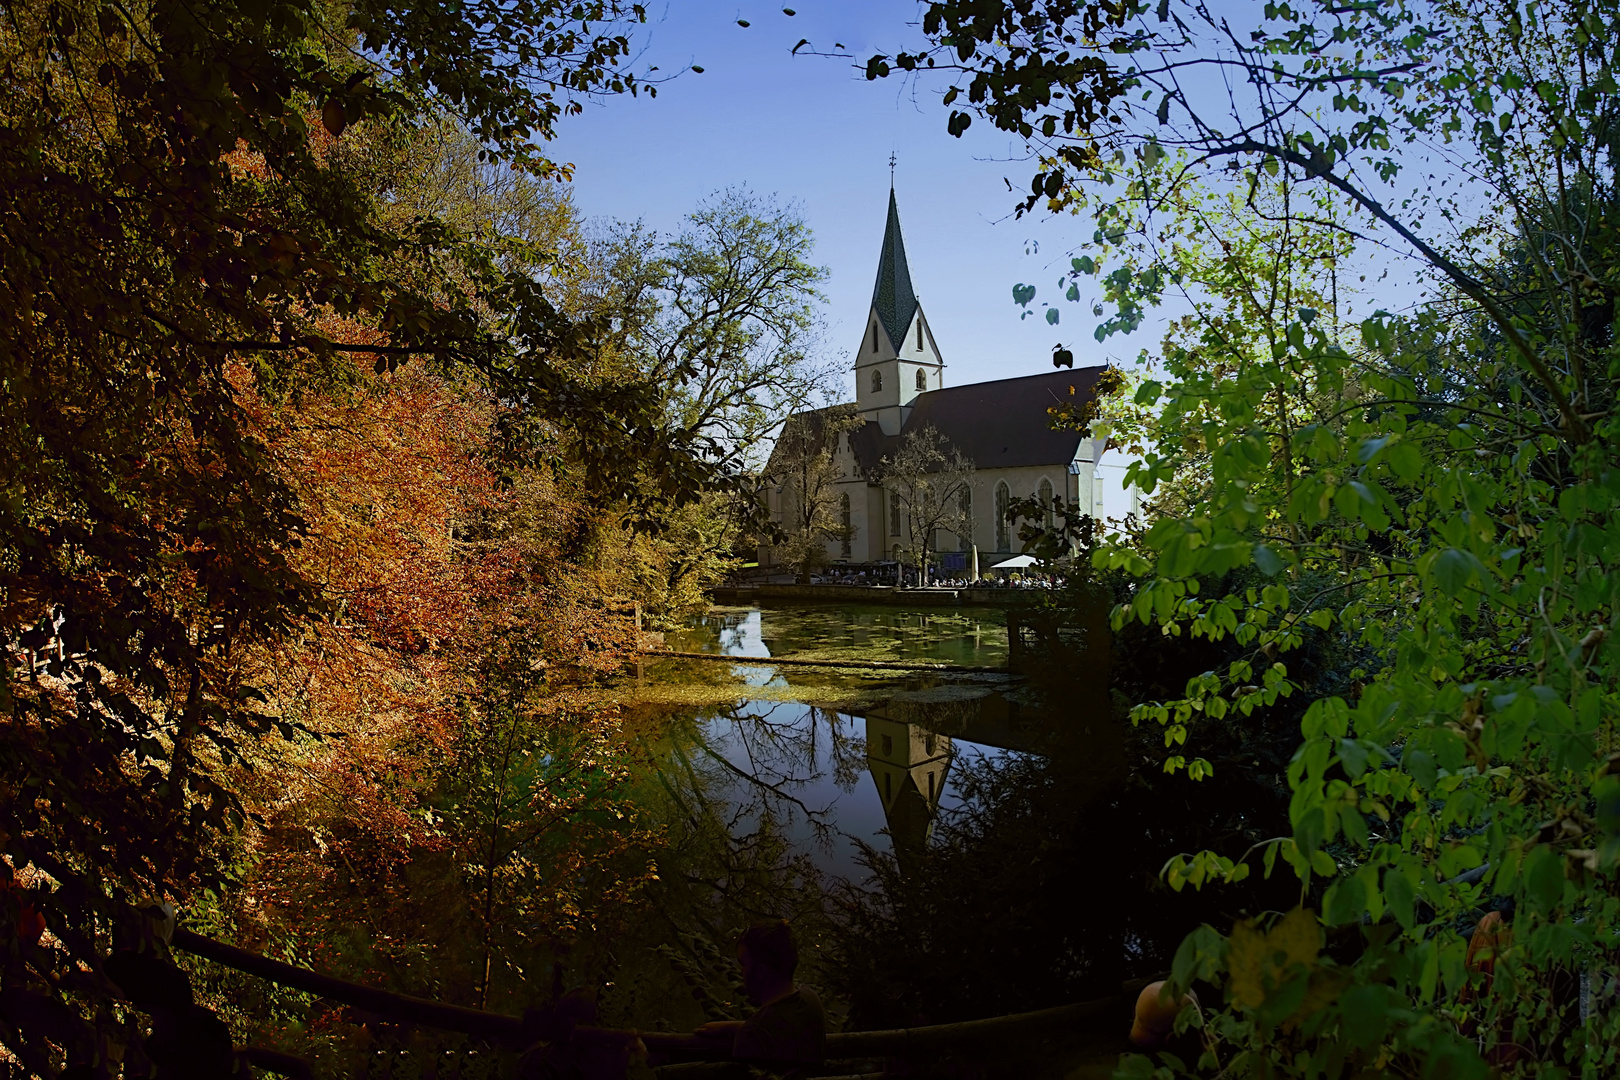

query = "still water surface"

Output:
[[624, 605, 1038, 877]]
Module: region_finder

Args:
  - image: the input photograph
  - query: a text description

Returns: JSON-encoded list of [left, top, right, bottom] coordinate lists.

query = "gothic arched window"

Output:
[[871, 368, 883, 393], [1039, 478, 1054, 530], [915, 367, 927, 391], [958, 487, 972, 550], [872, 323, 880, 352], [840, 493, 852, 557], [916, 320, 924, 350], [994, 482, 1011, 550]]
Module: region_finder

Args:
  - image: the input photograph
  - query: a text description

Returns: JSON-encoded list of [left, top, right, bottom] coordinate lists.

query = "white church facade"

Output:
[[759, 191, 1139, 571]]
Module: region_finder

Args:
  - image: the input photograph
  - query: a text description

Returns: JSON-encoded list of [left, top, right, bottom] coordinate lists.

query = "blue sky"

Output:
[[546, 1, 1112, 398], [544, 1, 1441, 405]]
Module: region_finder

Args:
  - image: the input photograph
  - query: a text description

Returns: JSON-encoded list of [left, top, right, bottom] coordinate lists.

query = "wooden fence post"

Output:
[[1006, 609, 1024, 673]]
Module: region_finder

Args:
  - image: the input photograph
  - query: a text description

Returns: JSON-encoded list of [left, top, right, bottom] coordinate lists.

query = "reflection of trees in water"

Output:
[[598, 703, 861, 1034], [610, 687, 1045, 1035], [627, 701, 869, 950], [676, 702, 866, 854], [658, 692, 990, 870], [829, 746, 1114, 1032], [669, 608, 757, 656]]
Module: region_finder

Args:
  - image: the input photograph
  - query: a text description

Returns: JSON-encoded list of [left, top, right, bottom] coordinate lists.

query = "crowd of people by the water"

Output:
[[913, 575, 1061, 590], [743, 567, 1065, 590]]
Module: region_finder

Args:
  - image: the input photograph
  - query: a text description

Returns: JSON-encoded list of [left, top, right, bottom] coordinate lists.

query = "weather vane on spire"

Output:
[[889, 152, 897, 188]]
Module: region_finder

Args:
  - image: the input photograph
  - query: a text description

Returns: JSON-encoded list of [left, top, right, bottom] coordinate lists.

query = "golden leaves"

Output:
[[1226, 906, 1344, 1028]]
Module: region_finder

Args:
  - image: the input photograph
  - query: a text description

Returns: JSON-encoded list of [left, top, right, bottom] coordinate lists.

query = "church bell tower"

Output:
[[854, 191, 944, 435]]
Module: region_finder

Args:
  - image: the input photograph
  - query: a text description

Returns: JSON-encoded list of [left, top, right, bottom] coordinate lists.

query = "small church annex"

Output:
[[759, 192, 1139, 571]]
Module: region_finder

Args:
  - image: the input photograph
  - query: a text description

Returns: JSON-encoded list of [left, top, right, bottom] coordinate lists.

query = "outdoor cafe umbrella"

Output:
[[989, 554, 1039, 570]]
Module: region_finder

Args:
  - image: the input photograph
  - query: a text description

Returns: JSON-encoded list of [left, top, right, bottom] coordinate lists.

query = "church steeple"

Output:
[[855, 189, 943, 435], [871, 190, 918, 350]]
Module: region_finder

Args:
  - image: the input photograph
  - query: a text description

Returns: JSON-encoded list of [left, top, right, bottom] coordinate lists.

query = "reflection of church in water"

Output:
[[866, 710, 953, 858], [860, 692, 1040, 866]]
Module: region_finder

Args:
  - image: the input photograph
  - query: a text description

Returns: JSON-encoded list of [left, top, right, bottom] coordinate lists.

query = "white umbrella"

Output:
[[989, 554, 1038, 570]]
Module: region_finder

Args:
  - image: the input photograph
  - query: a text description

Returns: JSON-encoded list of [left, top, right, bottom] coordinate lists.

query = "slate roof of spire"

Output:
[[870, 190, 918, 348]]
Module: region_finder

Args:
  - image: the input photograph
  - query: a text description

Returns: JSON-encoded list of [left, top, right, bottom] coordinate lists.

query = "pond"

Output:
[[585, 597, 1200, 1060], [614, 604, 1057, 878]]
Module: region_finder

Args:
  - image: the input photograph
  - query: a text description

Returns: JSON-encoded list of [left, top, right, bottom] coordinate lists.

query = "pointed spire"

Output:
[[871, 189, 918, 349]]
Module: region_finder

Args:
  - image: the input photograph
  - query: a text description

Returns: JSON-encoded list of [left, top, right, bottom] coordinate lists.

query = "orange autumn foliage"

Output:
[[196, 331, 659, 1027]]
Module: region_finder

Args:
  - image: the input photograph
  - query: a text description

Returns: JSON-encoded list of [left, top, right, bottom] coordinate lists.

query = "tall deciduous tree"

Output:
[[765, 405, 861, 583], [587, 188, 837, 465], [874, 426, 974, 586]]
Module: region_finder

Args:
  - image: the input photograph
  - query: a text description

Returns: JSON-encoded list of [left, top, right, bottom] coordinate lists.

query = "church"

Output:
[[758, 191, 1139, 571]]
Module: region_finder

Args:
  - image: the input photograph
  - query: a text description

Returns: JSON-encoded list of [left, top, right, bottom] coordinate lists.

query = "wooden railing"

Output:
[[172, 927, 1151, 1075]]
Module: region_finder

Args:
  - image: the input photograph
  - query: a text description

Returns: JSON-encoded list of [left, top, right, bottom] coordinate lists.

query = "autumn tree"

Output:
[[873, 426, 974, 586], [0, 0, 727, 1068]]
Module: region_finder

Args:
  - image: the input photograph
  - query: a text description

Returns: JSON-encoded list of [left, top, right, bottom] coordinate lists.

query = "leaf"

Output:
[[322, 97, 347, 137], [1227, 907, 1321, 1010], [1252, 543, 1283, 576], [1432, 548, 1480, 595], [1339, 984, 1394, 1048], [1045, 307, 1060, 325], [1385, 866, 1416, 929], [1338, 737, 1369, 777], [1323, 872, 1366, 925], [1524, 845, 1565, 914]]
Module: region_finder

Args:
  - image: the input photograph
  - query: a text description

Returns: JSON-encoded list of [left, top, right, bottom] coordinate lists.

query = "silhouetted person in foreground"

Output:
[[697, 921, 828, 1071], [1129, 980, 1201, 1060]]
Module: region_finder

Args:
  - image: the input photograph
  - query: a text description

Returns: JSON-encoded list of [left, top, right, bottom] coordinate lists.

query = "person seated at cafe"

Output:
[[696, 921, 827, 1070]]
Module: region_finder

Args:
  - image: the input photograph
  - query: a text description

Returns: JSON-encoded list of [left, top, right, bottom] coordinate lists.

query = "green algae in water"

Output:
[[670, 604, 1010, 669], [598, 655, 1013, 713]]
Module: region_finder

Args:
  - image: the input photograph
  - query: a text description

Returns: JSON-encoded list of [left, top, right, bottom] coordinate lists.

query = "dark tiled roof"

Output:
[[905, 366, 1107, 467], [847, 421, 896, 476], [870, 191, 918, 348], [846, 365, 1109, 475]]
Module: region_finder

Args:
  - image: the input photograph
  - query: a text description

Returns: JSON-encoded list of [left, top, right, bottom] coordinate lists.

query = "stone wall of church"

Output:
[[958, 465, 1081, 555], [758, 441, 1136, 571]]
